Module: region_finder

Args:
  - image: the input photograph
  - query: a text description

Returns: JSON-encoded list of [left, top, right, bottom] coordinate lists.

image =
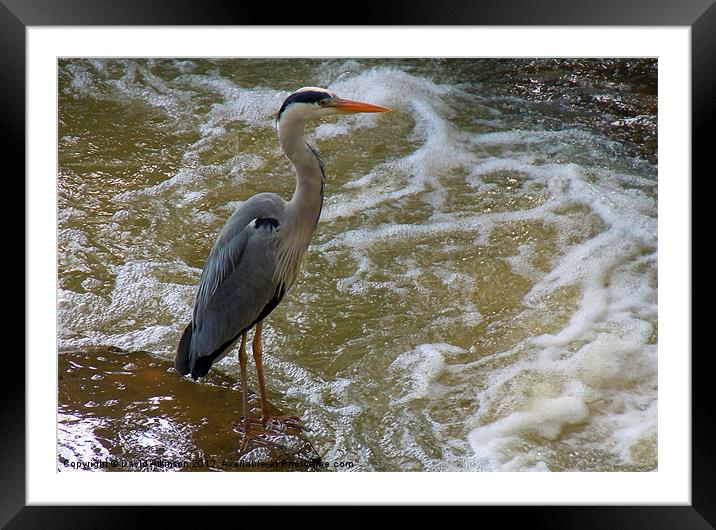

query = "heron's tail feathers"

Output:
[[176, 322, 230, 380], [175, 323, 193, 376], [190, 354, 214, 380]]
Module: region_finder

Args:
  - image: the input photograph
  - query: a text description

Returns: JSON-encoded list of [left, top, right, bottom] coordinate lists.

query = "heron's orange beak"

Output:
[[331, 98, 392, 113]]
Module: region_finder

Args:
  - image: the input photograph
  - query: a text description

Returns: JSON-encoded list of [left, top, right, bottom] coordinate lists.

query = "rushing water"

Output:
[[58, 58, 658, 472]]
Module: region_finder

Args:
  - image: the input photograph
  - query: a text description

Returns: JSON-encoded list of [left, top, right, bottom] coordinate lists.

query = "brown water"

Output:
[[58, 58, 658, 471], [58, 348, 322, 472]]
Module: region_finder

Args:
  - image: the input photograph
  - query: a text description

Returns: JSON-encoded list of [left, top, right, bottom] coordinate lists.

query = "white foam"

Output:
[[388, 343, 457, 403], [467, 252, 657, 471], [320, 69, 477, 221], [58, 259, 199, 355]]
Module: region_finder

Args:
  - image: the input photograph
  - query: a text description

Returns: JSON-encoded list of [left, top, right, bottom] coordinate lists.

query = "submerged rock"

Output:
[[58, 348, 323, 471]]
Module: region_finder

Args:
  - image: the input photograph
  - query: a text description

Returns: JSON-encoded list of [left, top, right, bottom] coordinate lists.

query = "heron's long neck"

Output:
[[279, 118, 325, 233], [274, 117, 325, 287]]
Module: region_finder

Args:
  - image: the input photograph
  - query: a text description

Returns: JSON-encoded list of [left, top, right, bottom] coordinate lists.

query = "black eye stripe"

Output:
[[277, 90, 330, 120]]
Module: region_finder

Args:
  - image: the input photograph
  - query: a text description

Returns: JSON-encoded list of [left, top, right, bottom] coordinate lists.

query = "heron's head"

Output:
[[277, 86, 391, 124]]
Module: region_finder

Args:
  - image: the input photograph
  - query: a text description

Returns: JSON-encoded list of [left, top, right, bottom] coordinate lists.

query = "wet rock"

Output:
[[58, 349, 323, 472]]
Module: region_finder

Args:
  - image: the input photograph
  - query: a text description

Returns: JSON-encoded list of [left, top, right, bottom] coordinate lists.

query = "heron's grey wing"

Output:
[[193, 192, 284, 327], [188, 220, 282, 375], [188, 194, 285, 373]]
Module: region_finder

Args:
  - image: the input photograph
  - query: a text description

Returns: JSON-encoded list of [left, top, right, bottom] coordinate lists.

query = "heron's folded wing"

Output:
[[190, 219, 280, 360]]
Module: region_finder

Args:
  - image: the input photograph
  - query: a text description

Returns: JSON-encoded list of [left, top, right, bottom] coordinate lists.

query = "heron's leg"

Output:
[[251, 321, 306, 432], [237, 333, 252, 448], [251, 321, 272, 421]]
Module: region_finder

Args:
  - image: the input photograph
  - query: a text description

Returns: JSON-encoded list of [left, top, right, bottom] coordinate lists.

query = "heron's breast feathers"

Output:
[[274, 223, 314, 289]]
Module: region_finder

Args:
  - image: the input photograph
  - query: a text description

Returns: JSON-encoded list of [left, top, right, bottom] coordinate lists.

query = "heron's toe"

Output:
[[262, 414, 310, 433]]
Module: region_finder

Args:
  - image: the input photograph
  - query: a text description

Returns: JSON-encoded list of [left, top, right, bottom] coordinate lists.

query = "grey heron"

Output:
[[175, 86, 391, 449]]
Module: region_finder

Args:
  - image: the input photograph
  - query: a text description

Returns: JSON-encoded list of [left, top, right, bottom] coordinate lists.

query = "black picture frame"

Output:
[[7, 0, 709, 527]]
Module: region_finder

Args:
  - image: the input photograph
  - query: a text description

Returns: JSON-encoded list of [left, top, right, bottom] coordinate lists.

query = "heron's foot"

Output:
[[261, 413, 310, 433], [237, 421, 276, 453], [243, 416, 269, 426], [240, 414, 298, 429]]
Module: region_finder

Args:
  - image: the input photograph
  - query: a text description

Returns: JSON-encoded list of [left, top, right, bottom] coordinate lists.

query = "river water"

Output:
[[58, 58, 658, 472]]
